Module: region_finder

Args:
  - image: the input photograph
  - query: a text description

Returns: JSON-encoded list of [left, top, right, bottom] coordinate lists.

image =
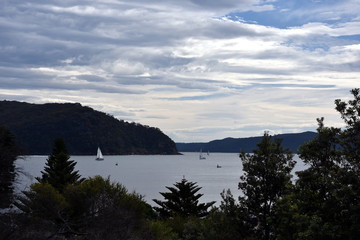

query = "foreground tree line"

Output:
[[1, 88, 360, 240]]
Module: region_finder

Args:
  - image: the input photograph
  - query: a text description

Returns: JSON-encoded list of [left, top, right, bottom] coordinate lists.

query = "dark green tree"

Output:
[[0, 126, 19, 208], [13, 176, 157, 240], [196, 189, 254, 240], [153, 178, 215, 218], [289, 118, 343, 239], [64, 176, 156, 239], [288, 89, 360, 239], [335, 88, 360, 169], [36, 138, 83, 192], [334, 88, 360, 238], [238, 132, 295, 240]]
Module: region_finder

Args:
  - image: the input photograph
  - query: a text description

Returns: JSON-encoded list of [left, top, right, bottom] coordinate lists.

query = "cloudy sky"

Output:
[[1, 0, 359, 142]]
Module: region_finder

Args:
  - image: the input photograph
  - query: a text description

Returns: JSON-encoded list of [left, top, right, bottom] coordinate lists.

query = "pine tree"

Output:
[[36, 138, 83, 192], [0, 126, 19, 208], [153, 178, 215, 218]]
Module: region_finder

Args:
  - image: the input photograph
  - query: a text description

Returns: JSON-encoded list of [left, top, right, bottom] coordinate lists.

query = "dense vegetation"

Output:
[[0, 126, 19, 209], [1, 88, 360, 239], [0, 101, 178, 155], [176, 131, 317, 153]]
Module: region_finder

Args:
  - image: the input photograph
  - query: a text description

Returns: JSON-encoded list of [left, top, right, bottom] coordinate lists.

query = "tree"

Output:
[[153, 178, 215, 218], [335, 88, 360, 169], [64, 176, 156, 240], [0, 126, 19, 208], [36, 138, 83, 192], [238, 132, 295, 240], [13, 176, 157, 240], [288, 118, 344, 239], [334, 88, 360, 238], [289, 89, 360, 239], [197, 189, 254, 240]]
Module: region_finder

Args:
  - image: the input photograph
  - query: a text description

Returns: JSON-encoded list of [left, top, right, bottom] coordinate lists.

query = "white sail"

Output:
[[96, 147, 104, 160]]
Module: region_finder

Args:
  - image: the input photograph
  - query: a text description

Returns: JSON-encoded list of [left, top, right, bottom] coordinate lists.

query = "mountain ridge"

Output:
[[176, 131, 317, 153], [0, 101, 178, 155]]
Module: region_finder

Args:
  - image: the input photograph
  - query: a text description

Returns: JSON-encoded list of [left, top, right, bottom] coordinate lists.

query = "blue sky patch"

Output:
[[225, 0, 355, 29]]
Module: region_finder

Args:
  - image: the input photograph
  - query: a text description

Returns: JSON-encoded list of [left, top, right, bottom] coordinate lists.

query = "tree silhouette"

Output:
[[153, 178, 215, 218], [289, 88, 360, 239], [36, 138, 83, 192], [0, 126, 19, 208], [239, 132, 295, 240]]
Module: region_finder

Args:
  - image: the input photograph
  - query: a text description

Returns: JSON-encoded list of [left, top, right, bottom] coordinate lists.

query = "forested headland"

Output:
[[1, 88, 360, 240], [176, 131, 317, 153], [0, 101, 178, 155]]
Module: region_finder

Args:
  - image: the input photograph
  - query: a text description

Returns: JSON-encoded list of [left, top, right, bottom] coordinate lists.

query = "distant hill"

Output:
[[176, 132, 317, 153], [0, 101, 178, 155]]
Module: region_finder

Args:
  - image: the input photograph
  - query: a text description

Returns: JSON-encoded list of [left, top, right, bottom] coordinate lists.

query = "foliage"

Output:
[[153, 178, 215, 218], [0, 126, 19, 208], [36, 138, 84, 192], [15, 183, 69, 223], [194, 189, 255, 240], [335, 88, 360, 169], [283, 88, 360, 240], [12, 176, 158, 240], [0, 101, 178, 155], [239, 132, 295, 240], [64, 176, 156, 239]]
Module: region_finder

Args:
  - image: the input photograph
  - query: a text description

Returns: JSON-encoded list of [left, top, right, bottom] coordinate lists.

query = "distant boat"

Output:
[[96, 147, 104, 161], [217, 164, 222, 168], [199, 149, 206, 160]]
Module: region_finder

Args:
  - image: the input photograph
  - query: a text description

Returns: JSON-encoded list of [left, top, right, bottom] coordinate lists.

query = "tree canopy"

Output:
[[288, 88, 360, 239], [36, 138, 84, 192], [239, 132, 295, 240], [153, 178, 215, 218], [0, 126, 19, 208]]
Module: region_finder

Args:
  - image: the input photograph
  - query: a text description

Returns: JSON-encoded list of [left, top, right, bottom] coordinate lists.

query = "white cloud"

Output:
[[0, 0, 359, 142]]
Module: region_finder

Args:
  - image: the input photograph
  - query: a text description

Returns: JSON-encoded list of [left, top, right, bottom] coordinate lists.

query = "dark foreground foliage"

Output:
[[5, 176, 157, 240], [0, 126, 19, 209]]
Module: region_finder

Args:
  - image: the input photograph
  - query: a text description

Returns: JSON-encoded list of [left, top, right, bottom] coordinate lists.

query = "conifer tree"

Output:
[[153, 178, 215, 218], [36, 138, 83, 192], [0, 126, 19, 208]]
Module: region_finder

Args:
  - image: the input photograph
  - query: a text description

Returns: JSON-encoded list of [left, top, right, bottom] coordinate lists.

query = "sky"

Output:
[[1, 0, 359, 143]]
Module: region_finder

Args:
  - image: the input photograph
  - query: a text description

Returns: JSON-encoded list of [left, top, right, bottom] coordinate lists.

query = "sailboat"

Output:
[[96, 147, 104, 161], [199, 149, 206, 160]]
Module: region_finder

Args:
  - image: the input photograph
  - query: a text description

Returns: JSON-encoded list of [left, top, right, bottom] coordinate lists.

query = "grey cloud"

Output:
[[0, 66, 144, 94], [160, 92, 230, 101], [190, 0, 247, 9], [111, 74, 221, 92], [78, 75, 107, 82]]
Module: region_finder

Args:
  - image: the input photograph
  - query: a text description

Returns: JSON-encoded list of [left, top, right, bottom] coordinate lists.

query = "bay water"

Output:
[[15, 153, 304, 206]]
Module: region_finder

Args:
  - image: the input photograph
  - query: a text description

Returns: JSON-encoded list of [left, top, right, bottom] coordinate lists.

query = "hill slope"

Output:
[[0, 101, 178, 155], [176, 131, 317, 153]]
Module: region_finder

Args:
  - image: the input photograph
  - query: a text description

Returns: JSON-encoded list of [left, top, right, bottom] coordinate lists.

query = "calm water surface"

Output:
[[15, 153, 304, 206]]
